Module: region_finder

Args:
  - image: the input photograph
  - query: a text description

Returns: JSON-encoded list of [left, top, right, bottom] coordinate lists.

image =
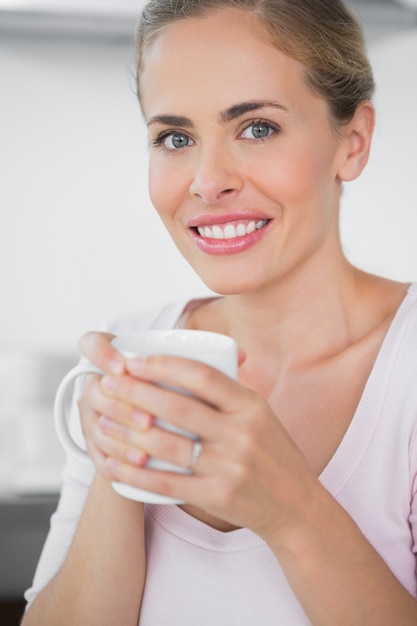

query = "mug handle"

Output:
[[54, 362, 103, 464]]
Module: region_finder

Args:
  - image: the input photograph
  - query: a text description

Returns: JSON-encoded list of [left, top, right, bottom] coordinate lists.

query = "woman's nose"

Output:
[[189, 146, 244, 204]]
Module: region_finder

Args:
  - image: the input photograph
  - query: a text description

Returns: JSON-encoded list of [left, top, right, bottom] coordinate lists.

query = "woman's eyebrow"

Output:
[[147, 114, 193, 128], [146, 100, 289, 128], [219, 100, 289, 122]]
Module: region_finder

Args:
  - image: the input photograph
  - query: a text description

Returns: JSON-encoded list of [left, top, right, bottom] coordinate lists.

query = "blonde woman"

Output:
[[23, 1, 417, 624]]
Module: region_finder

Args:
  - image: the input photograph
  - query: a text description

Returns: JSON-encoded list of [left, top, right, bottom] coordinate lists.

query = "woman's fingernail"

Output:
[[99, 415, 112, 431], [105, 458, 120, 474], [110, 358, 124, 375], [126, 449, 147, 466], [102, 376, 118, 392], [238, 347, 247, 367], [128, 357, 146, 376], [132, 411, 152, 429]]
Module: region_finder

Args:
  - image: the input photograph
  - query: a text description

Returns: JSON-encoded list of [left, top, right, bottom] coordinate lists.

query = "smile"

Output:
[[190, 217, 272, 256], [196, 219, 269, 240]]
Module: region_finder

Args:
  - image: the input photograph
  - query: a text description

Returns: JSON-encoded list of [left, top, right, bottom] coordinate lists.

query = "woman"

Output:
[[22, 0, 417, 624]]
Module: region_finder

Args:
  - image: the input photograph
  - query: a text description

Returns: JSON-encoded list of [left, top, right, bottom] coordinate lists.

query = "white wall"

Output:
[[341, 30, 417, 280], [1, 24, 416, 351], [0, 31, 211, 351]]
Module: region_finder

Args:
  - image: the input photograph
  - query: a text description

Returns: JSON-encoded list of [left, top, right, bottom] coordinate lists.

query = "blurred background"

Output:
[[0, 0, 416, 623]]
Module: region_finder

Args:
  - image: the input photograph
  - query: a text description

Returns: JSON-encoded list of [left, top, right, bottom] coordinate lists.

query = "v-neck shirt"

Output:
[[25, 285, 417, 623]]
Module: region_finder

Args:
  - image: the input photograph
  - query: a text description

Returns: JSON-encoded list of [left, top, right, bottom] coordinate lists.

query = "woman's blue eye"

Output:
[[164, 132, 191, 149], [242, 122, 274, 140]]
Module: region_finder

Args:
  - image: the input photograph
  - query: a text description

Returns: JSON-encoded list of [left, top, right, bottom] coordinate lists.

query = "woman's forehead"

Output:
[[139, 9, 308, 119]]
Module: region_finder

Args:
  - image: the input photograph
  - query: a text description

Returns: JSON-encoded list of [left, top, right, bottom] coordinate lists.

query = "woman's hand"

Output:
[[94, 351, 319, 544], [76, 331, 153, 480]]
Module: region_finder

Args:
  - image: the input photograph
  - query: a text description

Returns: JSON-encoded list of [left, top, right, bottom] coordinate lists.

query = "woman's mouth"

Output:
[[191, 218, 272, 255], [195, 219, 269, 240]]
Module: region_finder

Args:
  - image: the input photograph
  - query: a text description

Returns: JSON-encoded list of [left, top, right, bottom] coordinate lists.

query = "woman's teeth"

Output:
[[196, 219, 268, 240]]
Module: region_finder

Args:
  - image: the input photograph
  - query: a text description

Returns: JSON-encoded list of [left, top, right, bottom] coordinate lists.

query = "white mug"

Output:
[[54, 329, 238, 504]]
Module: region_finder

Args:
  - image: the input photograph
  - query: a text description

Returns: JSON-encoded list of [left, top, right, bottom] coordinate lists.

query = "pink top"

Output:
[[25, 285, 417, 624]]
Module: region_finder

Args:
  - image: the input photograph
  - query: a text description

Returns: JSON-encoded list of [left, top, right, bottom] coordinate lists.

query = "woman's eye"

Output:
[[158, 132, 192, 150], [241, 122, 276, 140]]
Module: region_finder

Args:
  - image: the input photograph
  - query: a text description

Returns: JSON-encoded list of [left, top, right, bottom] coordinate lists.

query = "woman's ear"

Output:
[[337, 101, 375, 182]]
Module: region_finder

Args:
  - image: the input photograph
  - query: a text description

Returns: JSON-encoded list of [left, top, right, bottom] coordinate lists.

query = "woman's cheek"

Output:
[[148, 159, 188, 221]]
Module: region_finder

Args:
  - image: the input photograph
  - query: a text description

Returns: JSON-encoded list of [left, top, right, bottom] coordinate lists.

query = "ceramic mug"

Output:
[[54, 329, 238, 504]]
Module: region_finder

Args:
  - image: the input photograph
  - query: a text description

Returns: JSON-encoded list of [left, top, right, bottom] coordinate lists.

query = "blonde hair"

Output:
[[135, 0, 375, 130]]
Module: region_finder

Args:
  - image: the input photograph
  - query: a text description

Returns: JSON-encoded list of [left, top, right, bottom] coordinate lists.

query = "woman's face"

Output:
[[140, 8, 350, 295]]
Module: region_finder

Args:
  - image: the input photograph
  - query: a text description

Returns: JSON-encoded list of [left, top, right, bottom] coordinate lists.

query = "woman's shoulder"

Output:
[[395, 282, 417, 346], [103, 300, 190, 335], [378, 282, 417, 405], [364, 278, 417, 357], [102, 296, 219, 335]]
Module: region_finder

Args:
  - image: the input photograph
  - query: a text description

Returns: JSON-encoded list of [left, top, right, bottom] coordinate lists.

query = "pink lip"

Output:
[[190, 218, 273, 256]]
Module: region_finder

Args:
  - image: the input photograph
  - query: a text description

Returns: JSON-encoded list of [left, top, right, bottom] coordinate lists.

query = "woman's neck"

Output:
[[188, 260, 407, 378]]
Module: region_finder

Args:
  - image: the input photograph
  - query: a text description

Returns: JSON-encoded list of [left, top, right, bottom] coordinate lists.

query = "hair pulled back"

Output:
[[136, 0, 375, 129]]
